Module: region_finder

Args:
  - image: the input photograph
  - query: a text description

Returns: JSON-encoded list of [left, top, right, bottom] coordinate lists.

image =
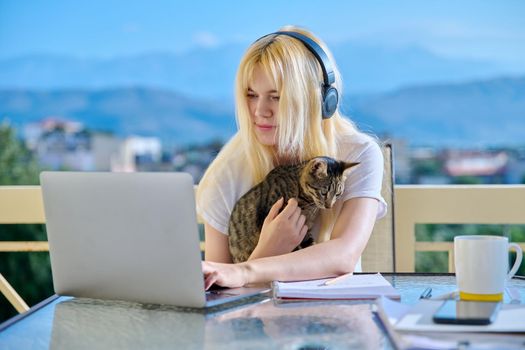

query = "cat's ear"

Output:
[[342, 162, 360, 172], [310, 158, 328, 178]]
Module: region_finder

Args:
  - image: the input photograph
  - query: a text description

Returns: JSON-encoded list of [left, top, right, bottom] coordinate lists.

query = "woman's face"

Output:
[[247, 65, 280, 146]]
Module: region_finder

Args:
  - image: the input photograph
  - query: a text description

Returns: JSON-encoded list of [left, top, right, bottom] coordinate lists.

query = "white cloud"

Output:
[[339, 19, 525, 64], [193, 31, 220, 48], [122, 23, 141, 34]]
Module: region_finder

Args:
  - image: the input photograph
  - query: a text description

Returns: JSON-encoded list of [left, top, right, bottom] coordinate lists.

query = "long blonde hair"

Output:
[[198, 25, 360, 241]]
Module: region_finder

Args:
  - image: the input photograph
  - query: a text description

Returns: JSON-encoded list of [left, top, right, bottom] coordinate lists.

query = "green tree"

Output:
[[412, 158, 442, 177], [452, 176, 483, 185], [0, 122, 53, 323], [0, 122, 40, 185]]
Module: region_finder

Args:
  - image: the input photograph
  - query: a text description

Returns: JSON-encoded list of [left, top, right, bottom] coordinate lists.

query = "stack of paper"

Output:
[[392, 298, 525, 333], [272, 273, 400, 300], [375, 296, 525, 349]]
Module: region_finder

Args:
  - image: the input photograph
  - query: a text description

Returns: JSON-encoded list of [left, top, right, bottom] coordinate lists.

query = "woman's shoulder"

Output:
[[337, 131, 382, 161], [207, 150, 247, 184], [197, 146, 252, 233], [338, 129, 377, 145]]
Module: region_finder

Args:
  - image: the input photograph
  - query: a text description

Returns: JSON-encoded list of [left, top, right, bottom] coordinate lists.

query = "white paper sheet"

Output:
[[387, 299, 525, 333], [272, 273, 400, 299]]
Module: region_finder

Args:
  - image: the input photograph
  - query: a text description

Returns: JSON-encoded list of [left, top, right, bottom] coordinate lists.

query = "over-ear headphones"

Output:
[[256, 31, 339, 119]]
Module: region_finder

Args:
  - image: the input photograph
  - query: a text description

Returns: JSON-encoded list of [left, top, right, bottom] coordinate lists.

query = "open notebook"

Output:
[[272, 273, 400, 300]]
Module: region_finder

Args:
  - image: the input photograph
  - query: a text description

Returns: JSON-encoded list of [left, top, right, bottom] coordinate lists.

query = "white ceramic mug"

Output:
[[454, 235, 523, 301]]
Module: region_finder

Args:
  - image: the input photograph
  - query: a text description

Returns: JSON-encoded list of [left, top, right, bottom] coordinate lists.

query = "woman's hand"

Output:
[[202, 261, 249, 290], [249, 198, 308, 260]]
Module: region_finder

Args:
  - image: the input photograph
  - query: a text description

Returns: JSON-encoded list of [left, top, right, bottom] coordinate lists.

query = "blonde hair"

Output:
[[198, 25, 360, 242]]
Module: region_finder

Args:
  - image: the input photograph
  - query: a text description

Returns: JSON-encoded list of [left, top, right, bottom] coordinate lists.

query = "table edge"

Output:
[[0, 294, 60, 333]]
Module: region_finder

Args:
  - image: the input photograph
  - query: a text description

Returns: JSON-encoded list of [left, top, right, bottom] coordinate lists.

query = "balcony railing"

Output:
[[2, 185, 525, 312], [395, 185, 525, 272]]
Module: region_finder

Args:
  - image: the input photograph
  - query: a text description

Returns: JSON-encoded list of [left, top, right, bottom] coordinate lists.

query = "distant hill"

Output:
[[0, 87, 236, 147], [1, 76, 524, 147], [1, 40, 520, 98], [347, 76, 525, 147]]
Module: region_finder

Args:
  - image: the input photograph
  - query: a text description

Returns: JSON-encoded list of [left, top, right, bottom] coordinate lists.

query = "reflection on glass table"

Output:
[[48, 298, 385, 350], [0, 274, 524, 350]]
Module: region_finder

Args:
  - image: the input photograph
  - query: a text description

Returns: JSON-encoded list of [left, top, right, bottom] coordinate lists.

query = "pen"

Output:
[[319, 272, 353, 286], [371, 303, 407, 350], [419, 287, 432, 299]]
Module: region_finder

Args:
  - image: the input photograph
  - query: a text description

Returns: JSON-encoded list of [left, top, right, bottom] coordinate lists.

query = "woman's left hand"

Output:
[[202, 261, 249, 290]]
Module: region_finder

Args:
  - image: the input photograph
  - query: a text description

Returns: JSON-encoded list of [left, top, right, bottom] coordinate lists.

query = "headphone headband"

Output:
[[272, 31, 335, 87], [253, 31, 339, 119]]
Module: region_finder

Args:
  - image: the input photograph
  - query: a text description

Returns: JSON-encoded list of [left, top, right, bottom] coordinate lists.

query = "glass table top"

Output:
[[1, 274, 524, 350]]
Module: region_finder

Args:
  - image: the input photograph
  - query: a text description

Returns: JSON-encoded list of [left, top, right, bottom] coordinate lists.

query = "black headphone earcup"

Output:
[[322, 86, 338, 119]]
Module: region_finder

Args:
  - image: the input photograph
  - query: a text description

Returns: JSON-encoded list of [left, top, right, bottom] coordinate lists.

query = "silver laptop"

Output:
[[40, 171, 268, 308]]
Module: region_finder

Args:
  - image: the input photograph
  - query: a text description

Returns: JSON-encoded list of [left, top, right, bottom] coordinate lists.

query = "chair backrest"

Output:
[[361, 143, 396, 272]]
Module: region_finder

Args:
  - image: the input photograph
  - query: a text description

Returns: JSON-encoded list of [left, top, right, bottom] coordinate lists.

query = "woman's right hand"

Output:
[[202, 261, 248, 289], [249, 197, 308, 260]]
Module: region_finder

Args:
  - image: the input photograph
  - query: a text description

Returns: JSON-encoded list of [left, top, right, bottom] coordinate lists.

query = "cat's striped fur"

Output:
[[228, 156, 359, 263]]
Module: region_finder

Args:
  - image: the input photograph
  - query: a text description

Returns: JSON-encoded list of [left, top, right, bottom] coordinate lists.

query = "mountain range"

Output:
[[1, 87, 236, 146], [2, 76, 524, 148], [348, 76, 525, 147], [1, 40, 522, 98]]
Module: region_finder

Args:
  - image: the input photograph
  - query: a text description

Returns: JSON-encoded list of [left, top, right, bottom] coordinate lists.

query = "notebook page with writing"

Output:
[[273, 273, 400, 300]]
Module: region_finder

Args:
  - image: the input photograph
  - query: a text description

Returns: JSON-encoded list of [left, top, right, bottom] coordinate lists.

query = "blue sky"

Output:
[[1, 0, 524, 64]]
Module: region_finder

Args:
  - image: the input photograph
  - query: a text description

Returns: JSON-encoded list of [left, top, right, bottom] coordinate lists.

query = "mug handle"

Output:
[[507, 243, 523, 280]]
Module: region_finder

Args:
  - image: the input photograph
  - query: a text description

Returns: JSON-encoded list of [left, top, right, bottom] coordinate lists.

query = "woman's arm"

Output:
[[202, 197, 379, 289], [204, 198, 307, 262], [204, 224, 233, 263], [248, 198, 308, 260]]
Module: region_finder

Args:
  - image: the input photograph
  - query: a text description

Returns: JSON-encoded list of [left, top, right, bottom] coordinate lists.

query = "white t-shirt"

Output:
[[197, 132, 388, 271]]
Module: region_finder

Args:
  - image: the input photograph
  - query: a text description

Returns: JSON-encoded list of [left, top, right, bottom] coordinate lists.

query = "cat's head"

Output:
[[300, 157, 359, 209]]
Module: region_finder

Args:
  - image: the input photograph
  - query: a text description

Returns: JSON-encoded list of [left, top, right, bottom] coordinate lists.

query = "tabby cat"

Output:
[[228, 156, 359, 263]]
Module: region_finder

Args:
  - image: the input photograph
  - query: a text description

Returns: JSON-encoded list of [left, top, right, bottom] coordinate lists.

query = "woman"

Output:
[[197, 26, 387, 289]]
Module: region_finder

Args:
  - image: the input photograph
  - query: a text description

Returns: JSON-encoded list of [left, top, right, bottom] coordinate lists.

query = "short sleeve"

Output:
[[196, 159, 252, 235], [339, 135, 388, 220], [197, 179, 230, 234]]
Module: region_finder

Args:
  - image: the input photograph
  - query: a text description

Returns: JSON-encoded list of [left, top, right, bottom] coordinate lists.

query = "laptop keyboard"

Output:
[[205, 289, 239, 301]]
